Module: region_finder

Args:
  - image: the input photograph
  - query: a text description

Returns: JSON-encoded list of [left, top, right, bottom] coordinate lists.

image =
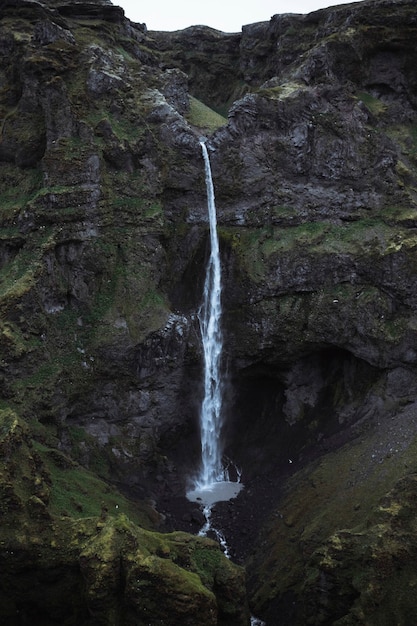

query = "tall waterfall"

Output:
[[187, 143, 261, 626], [197, 140, 224, 487], [187, 141, 243, 505]]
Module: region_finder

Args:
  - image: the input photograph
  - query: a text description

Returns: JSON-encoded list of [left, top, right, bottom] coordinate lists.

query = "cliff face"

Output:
[[0, 1, 250, 623], [2, 0, 417, 623], [0, 0, 204, 493]]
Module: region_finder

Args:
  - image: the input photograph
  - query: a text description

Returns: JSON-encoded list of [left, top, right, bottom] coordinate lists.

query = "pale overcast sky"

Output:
[[116, 0, 363, 32]]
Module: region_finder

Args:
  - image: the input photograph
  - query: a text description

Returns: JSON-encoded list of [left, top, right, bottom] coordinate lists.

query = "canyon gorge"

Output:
[[1, 0, 417, 623]]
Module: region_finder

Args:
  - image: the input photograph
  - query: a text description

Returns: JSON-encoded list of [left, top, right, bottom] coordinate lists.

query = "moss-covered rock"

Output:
[[0, 408, 248, 625]]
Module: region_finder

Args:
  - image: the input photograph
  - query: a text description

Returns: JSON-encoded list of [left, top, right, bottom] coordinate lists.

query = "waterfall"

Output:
[[187, 141, 243, 505], [186, 141, 261, 621], [197, 140, 224, 486]]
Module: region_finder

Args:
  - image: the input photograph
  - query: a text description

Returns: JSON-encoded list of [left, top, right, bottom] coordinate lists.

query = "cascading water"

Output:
[[186, 141, 265, 626], [187, 141, 243, 505], [197, 139, 224, 486]]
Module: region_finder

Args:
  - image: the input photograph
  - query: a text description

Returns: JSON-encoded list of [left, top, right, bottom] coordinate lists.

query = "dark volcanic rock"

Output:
[[152, 25, 242, 112]]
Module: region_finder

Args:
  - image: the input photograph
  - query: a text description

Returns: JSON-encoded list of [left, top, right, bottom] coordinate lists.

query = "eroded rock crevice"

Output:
[[225, 349, 383, 476]]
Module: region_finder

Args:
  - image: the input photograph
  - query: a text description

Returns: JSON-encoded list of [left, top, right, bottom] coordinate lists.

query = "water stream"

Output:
[[186, 140, 264, 626], [195, 139, 225, 487], [187, 140, 243, 505]]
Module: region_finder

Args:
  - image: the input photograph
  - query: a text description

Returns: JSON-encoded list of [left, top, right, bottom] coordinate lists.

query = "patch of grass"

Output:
[[229, 217, 414, 271], [271, 205, 298, 219], [257, 81, 303, 100], [32, 440, 153, 528], [224, 227, 267, 282], [115, 44, 135, 62], [138, 289, 166, 311], [262, 221, 328, 255], [112, 196, 142, 210], [54, 308, 80, 334], [0, 319, 38, 360], [221, 217, 417, 290], [85, 109, 146, 143], [0, 165, 43, 219], [0, 260, 38, 303], [31, 184, 80, 202], [0, 229, 55, 305], [249, 428, 417, 613], [385, 124, 417, 166], [15, 362, 61, 390], [357, 91, 387, 116], [0, 406, 20, 438], [379, 204, 417, 224], [322, 219, 417, 256], [144, 202, 163, 219], [65, 426, 111, 480], [186, 96, 227, 132]]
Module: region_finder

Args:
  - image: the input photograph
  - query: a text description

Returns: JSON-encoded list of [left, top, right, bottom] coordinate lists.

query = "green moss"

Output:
[[191, 544, 225, 587], [32, 440, 153, 527], [0, 407, 22, 437], [379, 203, 417, 223], [271, 205, 298, 219], [138, 288, 166, 312], [0, 165, 42, 218], [257, 81, 303, 100], [0, 414, 243, 621], [86, 110, 146, 143], [357, 91, 387, 115], [219, 227, 268, 282], [111, 196, 142, 210], [79, 244, 166, 344], [85, 271, 119, 325], [222, 217, 417, 285], [262, 221, 328, 255], [67, 425, 88, 445], [0, 319, 39, 360], [16, 361, 61, 389], [386, 123, 417, 170], [0, 227, 55, 306], [144, 202, 163, 219]]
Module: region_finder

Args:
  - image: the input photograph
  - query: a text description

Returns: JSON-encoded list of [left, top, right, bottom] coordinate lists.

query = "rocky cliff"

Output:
[[2, 0, 417, 623]]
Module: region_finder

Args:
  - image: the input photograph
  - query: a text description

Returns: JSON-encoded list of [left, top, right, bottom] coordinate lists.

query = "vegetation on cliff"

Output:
[[0, 408, 248, 624]]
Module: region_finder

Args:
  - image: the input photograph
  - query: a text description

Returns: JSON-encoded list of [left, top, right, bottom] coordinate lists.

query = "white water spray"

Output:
[[197, 139, 224, 486], [187, 141, 243, 505]]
